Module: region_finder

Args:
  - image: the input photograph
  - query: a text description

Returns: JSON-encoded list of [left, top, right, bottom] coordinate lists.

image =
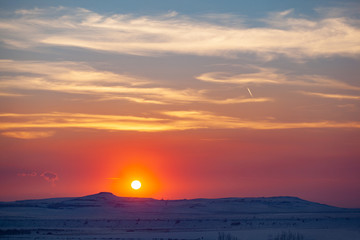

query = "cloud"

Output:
[[196, 66, 360, 90], [0, 111, 359, 133], [0, 7, 360, 58], [2, 131, 55, 139], [196, 68, 283, 85], [0, 92, 25, 97], [0, 59, 269, 105], [0, 112, 173, 132], [40, 171, 59, 185], [0, 60, 148, 85], [301, 91, 360, 100], [17, 172, 37, 177], [17, 170, 59, 186], [207, 97, 272, 104], [163, 111, 360, 130]]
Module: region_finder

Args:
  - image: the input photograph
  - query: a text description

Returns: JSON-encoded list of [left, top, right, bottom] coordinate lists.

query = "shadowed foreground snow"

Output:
[[0, 192, 359, 239]]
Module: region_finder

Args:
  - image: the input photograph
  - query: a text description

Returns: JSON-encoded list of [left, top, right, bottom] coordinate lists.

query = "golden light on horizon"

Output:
[[131, 180, 141, 190]]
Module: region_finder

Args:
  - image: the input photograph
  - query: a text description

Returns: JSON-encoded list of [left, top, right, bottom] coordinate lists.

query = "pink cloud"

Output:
[[40, 171, 59, 185], [17, 171, 59, 186], [17, 172, 37, 177]]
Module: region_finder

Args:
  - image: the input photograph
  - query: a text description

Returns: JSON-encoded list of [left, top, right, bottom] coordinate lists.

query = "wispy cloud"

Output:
[[105, 177, 121, 180], [196, 66, 360, 90], [1, 7, 360, 58], [196, 68, 283, 85], [0, 60, 148, 85], [0, 92, 25, 97], [0, 112, 173, 132], [1, 131, 55, 139], [6, 59, 356, 107], [0, 59, 267, 105], [163, 111, 360, 130], [17, 170, 59, 186], [17, 172, 37, 177], [0, 111, 359, 135], [301, 91, 360, 100]]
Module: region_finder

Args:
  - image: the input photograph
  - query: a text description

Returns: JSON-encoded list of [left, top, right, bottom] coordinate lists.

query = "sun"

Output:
[[131, 180, 141, 190]]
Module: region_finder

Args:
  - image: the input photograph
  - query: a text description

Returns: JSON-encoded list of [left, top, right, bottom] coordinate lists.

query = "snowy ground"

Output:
[[1, 192, 359, 239]]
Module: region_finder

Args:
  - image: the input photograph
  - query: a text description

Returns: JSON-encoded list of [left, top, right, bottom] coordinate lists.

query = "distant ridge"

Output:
[[1, 192, 354, 219], [1, 192, 359, 239]]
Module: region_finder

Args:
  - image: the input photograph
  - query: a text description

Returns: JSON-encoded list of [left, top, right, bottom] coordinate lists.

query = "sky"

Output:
[[0, 0, 359, 208]]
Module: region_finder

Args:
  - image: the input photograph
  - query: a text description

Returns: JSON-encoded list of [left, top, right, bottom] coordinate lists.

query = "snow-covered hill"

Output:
[[1, 193, 359, 240], [0, 192, 353, 219], [0, 192, 346, 215]]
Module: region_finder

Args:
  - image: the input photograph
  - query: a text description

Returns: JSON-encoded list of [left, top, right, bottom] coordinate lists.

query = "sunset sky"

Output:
[[0, 0, 359, 208]]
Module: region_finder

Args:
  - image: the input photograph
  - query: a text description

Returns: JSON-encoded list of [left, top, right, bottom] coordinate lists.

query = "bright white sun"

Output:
[[131, 180, 141, 190]]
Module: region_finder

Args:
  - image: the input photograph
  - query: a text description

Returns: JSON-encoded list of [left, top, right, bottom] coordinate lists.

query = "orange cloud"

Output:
[[301, 91, 360, 100], [2, 131, 55, 139], [0, 92, 25, 97], [0, 111, 359, 134]]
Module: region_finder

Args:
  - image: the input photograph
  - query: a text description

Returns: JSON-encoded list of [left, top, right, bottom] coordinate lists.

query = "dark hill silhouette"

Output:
[[1, 192, 355, 218]]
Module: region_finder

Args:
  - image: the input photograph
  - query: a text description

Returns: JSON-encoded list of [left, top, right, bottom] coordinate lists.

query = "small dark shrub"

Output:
[[218, 232, 238, 240], [268, 231, 304, 240]]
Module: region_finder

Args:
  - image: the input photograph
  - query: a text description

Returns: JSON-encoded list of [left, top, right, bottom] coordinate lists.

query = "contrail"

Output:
[[247, 88, 254, 98]]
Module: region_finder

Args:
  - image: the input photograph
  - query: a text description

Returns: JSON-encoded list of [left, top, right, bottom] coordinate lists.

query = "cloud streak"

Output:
[[1, 7, 360, 58], [0, 111, 359, 135], [301, 91, 360, 100], [0, 112, 173, 132], [17, 170, 59, 186], [196, 66, 360, 90], [17, 172, 37, 177], [0, 60, 268, 105], [2, 131, 55, 139]]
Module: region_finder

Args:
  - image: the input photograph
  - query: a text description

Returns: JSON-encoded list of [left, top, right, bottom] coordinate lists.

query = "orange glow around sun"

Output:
[[107, 151, 163, 197]]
